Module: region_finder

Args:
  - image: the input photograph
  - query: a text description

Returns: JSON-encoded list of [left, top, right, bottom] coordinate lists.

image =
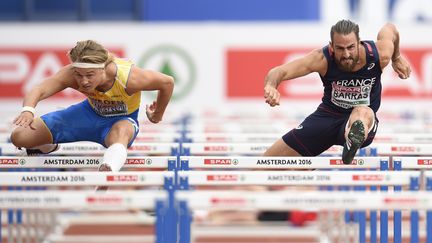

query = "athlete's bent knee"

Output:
[[10, 129, 27, 148]]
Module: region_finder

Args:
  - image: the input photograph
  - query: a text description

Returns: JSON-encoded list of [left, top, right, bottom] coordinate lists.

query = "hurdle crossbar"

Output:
[[179, 170, 419, 186], [0, 171, 173, 186], [177, 190, 432, 211], [181, 156, 387, 169], [0, 156, 175, 168], [186, 133, 280, 143], [0, 191, 165, 209], [393, 156, 432, 169], [0, 142, 178, 155], [182, 143, 345, 156], [370, 143, 432, 155]]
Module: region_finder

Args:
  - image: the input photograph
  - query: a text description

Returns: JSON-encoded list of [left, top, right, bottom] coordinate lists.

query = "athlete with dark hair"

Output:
[[263, 20, 411, 164]]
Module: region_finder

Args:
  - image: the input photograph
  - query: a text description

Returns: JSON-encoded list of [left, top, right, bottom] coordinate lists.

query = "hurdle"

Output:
[[177, 169, 420, 243], [0, 131, 181, 143], [373, 133, 432, 143], [0, 171, 177, 243], [182, 132, 432, 144], [0, 190, 166, 243], [177, 155, 390, 242], [179, 156, 386, 169], [370, 144, 432, 156], [181, 142, 371, 157], [184, 133, 280, 143], [0, 156, 176, 169], [177, 190, 432, 243], [134, 133, 180, 143], [392, 156, 432, 243], [0, 171, 173, 186], [0, 142, 180, 156]]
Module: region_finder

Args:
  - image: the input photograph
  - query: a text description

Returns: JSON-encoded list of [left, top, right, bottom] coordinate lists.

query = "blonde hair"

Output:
[[68, 40, 114, 66]]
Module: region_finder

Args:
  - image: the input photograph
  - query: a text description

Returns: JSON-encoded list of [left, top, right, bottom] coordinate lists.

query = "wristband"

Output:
[[21, 106, 36, 116]]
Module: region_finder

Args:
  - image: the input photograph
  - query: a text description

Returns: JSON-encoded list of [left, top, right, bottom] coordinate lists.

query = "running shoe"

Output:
[[342, 120, 365, 165]]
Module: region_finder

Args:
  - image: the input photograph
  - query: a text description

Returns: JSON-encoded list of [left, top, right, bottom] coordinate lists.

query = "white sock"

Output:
[[103, 143, 127, 172], [31, 144, 58, 153]]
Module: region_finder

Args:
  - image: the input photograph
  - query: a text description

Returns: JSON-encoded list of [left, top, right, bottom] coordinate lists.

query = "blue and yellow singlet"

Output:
[[86, 58, 141, 117]]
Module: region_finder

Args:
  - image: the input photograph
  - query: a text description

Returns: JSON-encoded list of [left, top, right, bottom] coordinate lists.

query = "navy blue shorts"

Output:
[[41, 100, 139, 148], [282, 105, 378, 156]]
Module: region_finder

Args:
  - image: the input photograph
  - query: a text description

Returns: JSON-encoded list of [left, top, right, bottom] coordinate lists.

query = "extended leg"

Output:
[[342, 106, 374, 164]]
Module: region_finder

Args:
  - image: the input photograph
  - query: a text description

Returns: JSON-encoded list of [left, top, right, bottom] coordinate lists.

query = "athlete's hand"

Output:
[[392, 56, 411, 79], [264, 85, 280, 107], [146, 101, 162, 124], [13, 111, 36, 130]]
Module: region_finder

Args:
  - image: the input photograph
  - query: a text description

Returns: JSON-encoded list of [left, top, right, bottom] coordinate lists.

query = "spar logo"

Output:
[[206, 137, 228, 142], [125, 158, 152, 165], [211, 197, 247, 206], [352, 174, 387, 181], [383, 197, 419, 205], [0, 47, 123, 98], [391, 146, 416, 152], [207, 174, 241, 181], [86, 196, 123, 205], [107, 175, 139, 182], [138, 45, 196, 101], [0, 158, 19, 165], [204, 158, 238, 165], [417, 159, 432, 165], [129, 145, 154, 151], [330, 159, 364, 165], [204, 146, 231, 152]]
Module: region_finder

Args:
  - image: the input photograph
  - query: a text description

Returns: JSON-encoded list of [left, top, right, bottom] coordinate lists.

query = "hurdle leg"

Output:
[[7, 209, 14, 243], [427, 177, 432, 243], [427, 210, 432, 243], [370, 185, 378, 243]]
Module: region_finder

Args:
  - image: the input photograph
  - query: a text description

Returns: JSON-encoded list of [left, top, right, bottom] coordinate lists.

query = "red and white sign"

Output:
[[352, 175, 385, 181], [107, 175, 138, 182], [384, 197, 418, 205], [0, 158, 18, 165], [330, 159, 361, 165], [0, 47, 124, 98], [204, 146, 230, 152], [226, 48, 432, 99], [129, 145, 153, 151], [210, 197, 247, 206], [204, 158, 232, 165], [391, 146, 416, 152], [205, 137, 228, 142], [417, 159, 432, 165], [126, 159, 146, 164], [207, 174, 239, 181], [86, 196, 123, 204]]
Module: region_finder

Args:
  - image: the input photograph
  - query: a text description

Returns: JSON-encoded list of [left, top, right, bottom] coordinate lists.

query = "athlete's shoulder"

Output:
[[305, 48, 326, 62], [113, 57, 134, 66], [305, 48, 327, 75]]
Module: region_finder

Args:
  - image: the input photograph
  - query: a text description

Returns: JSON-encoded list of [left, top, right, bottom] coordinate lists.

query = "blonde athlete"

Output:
[[11, 40, 174, 175], [264, 20, 411, 164]]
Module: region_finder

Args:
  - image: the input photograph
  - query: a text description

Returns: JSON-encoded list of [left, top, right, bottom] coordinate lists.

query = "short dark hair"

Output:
[[330, 19, 360, 42]]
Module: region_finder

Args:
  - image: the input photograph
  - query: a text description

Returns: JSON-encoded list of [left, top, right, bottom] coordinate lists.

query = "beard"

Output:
[[336, 54, 359, 72]]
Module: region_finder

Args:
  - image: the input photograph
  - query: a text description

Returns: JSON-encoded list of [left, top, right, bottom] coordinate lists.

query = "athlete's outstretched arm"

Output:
[[13, 67, 72, 128], [126, 67, 174, 123], [264, 49, 327, 107], [376, 23, 411, 79]]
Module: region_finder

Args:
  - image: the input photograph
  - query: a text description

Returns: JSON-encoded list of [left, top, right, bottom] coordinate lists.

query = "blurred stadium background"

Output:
[[1, 0, 432, 117]]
